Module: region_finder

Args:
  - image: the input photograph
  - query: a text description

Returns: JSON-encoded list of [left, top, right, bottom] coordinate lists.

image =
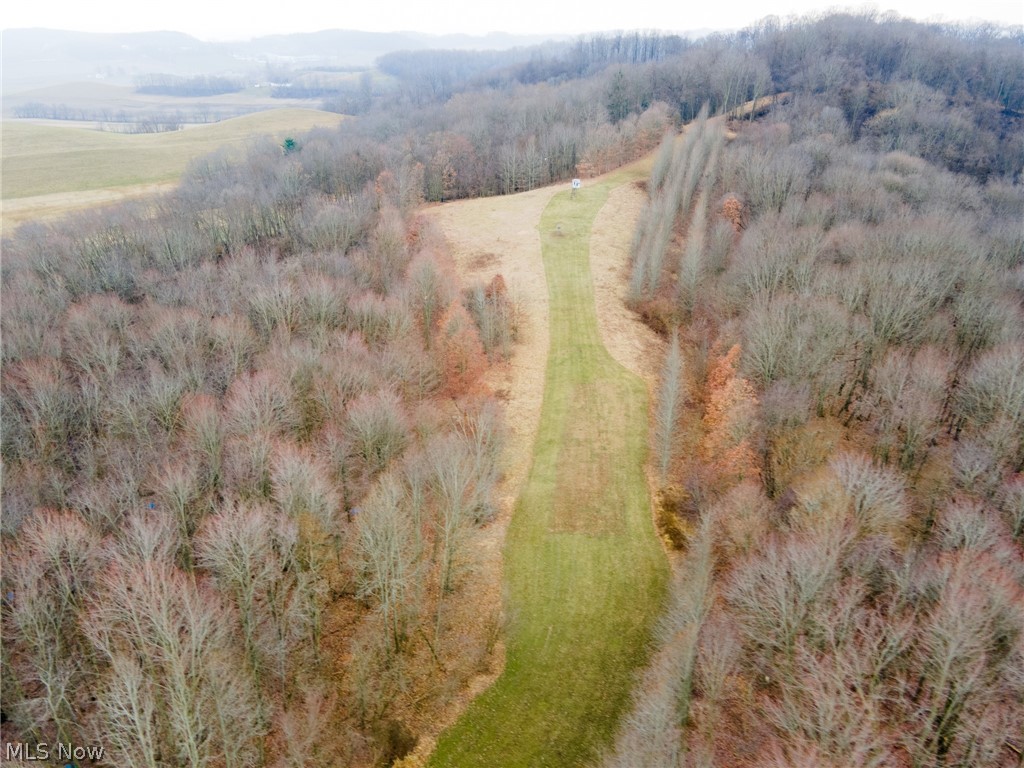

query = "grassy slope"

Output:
[[431, 172, 667, 767], [1, 109, 345, 199]]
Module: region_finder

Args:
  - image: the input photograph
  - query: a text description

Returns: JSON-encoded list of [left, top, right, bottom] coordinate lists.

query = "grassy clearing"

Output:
[[430, 174, 668, 767], [1, 108, 346, 199]]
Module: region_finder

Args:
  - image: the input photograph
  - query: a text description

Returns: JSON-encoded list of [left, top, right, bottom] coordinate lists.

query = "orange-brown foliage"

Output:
[[701, 345, 762, 489], [484, 273, 507, 301], [375, 169, 399, 206], [720, 195, 746, 232], [436, 302, 488, 398]]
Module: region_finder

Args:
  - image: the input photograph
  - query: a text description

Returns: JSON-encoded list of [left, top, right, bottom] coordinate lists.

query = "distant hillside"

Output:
[[1, 108, 347, 201], [0, 27, 573, 92], [1, 29, 230, 91]]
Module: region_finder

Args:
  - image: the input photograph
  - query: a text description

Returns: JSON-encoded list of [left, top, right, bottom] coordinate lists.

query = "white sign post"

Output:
[[571, 178, 581, 198]]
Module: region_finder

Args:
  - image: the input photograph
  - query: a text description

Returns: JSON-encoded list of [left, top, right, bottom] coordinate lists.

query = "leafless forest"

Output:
[[608, 19, 1024, 768], [3, 12, 1024, 767]]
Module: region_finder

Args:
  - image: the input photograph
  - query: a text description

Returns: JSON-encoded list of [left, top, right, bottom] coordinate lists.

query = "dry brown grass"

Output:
[[589, 172, 664, 391], [1, 182, 176, 230], [551, 379, 625, 536]]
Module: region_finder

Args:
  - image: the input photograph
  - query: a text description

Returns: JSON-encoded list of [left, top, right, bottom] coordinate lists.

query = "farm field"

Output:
[[429, 170, 668, 767], [1, 80, 329, 119], [1, 108, 346, 227]]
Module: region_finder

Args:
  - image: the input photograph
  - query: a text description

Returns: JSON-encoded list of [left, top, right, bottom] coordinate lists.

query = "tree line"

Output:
[[1, 10, 1021, 766], [367, 13, 1021, 182], [13, 102, 258, 129], [135, 74, 247, 97], [607, 39, 1023, 768]]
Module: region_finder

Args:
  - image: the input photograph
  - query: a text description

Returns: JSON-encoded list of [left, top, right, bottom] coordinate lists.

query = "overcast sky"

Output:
[[2, 0, 1021, 40]]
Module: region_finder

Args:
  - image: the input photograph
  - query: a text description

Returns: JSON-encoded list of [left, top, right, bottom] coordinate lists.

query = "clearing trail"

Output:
[[428, 167, 668, 767]]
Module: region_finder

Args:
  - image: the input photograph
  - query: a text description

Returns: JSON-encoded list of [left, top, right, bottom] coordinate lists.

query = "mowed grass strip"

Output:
[[2, 108, 346, 199], [431, 176, 668, 767]]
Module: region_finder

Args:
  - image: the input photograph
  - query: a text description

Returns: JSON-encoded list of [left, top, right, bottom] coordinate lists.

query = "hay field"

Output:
[[1, 108, 346, 208]]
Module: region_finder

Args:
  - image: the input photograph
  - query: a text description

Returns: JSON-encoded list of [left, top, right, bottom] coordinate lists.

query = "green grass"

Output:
[[430, 174, 668, 767], [1, 109, 346, 199]]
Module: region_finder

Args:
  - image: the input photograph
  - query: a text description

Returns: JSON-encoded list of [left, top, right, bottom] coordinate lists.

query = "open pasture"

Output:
[[1, 108, 346, 229]]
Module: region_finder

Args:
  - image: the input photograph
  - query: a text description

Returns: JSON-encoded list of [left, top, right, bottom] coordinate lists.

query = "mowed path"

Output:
[[429, 171, 668, 767]]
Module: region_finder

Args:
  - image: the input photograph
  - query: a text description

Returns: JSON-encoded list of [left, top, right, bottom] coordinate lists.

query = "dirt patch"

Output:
[[550, 378, 626, 536], [590, 179, 665, 392], [466, 251, 501, 270]]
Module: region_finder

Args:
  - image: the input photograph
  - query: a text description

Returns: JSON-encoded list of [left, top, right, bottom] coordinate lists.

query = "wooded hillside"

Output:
[[607, 17, 1023, 768], [2, 10, 1022, 767]]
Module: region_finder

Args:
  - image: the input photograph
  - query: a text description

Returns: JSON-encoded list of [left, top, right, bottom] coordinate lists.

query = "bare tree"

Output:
[[712, 480, 773, 562], [951, 282, 1021, 362], [602, 512, 716, 768], [861, 256, 952, 349], [725, 527, 846, 681], [273, 687, 339, 768], [361, 204, 410, 294], [353, 473, 421, 654], [144, 362, 186, 435], [209, 313, 258, 394], [678, 191, 709, 316], [951, 439, 1004, 499], [86, 560, 264, 768], [3, 357, 78, 468], [224, 366, 296, 439], [465, 274, 520, 362], [904, 550, 1023, 768], [765, 598, 896, 767], [450, 399, 504, 522], [144, 306, 210, 392], [655, 329, 686, 482], [62, 296, 127, 389], [4, 511, 100, 743], [346, 389, 409, 482], [224, 429, 275, 501], [828, 452, 908, 540], [150, 457, 202, 568], [858, 346, 950, 470], [428, 434, 477, 596], [955, 343, 1024, 468], [92, 654, 160, 768], [297, 274, 347, 339], [270, 442, 341, 572], [694, 616, 740, 724], [936, 499, 1004, 554], [196, 502, 295, 684], [406, 251, 456, 349], [182, 393, 224, 493], [996, 475, 1024, 542], [115, 509, 180, 567]]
